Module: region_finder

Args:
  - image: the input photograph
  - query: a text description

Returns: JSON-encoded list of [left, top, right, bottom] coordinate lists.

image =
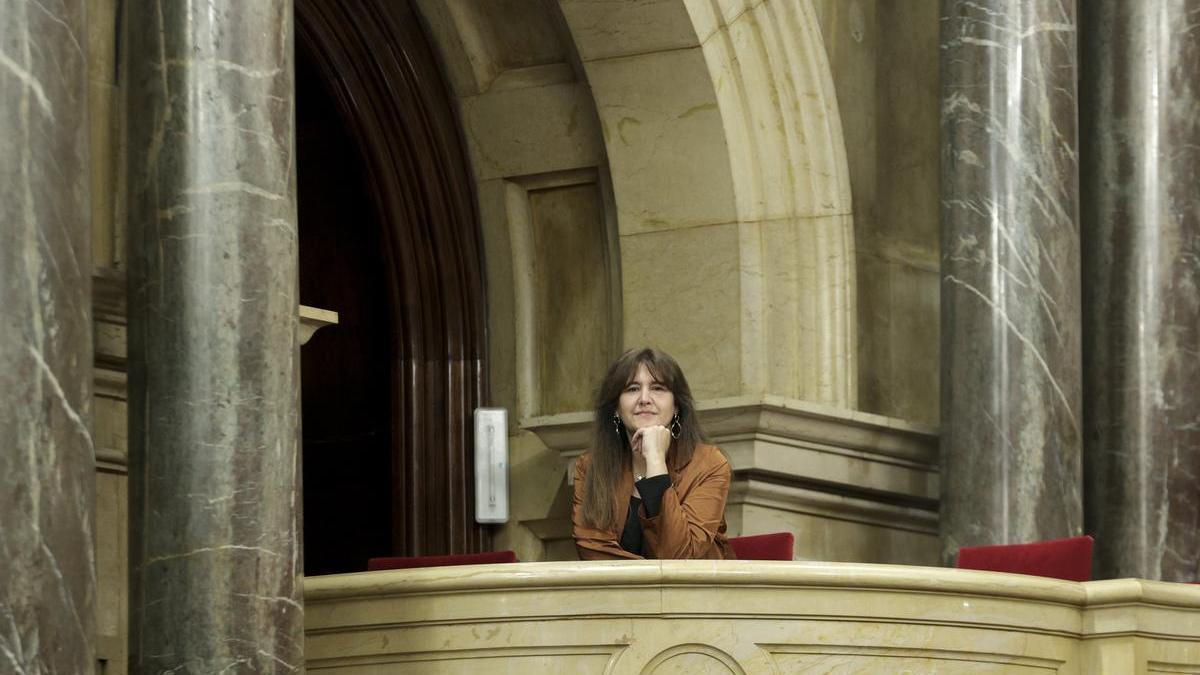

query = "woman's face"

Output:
[[617, 362, 676, 433]]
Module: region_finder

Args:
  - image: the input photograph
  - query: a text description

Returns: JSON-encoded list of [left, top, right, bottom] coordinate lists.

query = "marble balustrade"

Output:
[[304, 561, 1200, 673]]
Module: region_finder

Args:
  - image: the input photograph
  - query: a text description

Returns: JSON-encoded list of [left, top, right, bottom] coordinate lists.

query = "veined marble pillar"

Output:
[[1080, 1, 1200, 581], [0, 2, 95, 672], [125, 1, 302, 670], [940, 0, 1083, 561]]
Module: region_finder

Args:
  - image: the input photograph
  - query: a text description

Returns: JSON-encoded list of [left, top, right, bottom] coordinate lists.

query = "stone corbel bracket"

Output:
[[299, 305, 338, 345]]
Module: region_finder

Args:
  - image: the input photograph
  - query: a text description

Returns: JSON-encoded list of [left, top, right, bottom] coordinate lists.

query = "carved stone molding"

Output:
[[525, 396, 936, 486], [524, 396, 939, 554]]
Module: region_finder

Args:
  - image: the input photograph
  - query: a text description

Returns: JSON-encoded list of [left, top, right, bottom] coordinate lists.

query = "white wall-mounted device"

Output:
[[474, 407, 509, 523]]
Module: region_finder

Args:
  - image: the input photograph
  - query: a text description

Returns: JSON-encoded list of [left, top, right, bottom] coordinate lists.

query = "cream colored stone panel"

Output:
[[620, 224, 741, 399], [699, 2, 856, 406], [90, 80, 119, 267], [529, 182, 614, 414], [700, 2, 852, 222], [89, 0, 120, 268], [491, 431, 570, 563], [737, 222, 767, 400], [729, 476, 936, 534], [459, 82, 604, 181], [93, 390, 127, 458], [416, 0, 572, 97], [558, 0, 711, 61], [474, 179, 519, 414], [731, 502, 937, 565], [858, 253, 940, 426], [727, 2, 851, 214], [583, 48, 738, 235], [707, 0, 762, 26], [499, 170, 619, 419], [307, 562, 1200, 673], [409, 1, 482, 97], [94, 470, 128, 673], [724, 433, 936, 499], [308, 617, 632, 672], [759, 214, 855, 402]]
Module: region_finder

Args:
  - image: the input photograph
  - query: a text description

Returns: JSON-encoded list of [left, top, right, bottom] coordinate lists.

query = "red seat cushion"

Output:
[[955, 535, 1093, 581], [729, 532, 794, 561], [367, 550, 518, 571]]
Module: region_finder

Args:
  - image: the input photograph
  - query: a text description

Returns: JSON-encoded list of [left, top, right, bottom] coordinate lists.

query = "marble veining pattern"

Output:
[[1080, 0, 1200, 582], [125, 0, 302, 671], [939, 0, 1083, 561], [0, 0, 96, 672]]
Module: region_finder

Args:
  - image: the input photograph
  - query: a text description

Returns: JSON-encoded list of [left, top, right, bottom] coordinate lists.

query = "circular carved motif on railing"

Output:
[[640, 643, 745, 674]]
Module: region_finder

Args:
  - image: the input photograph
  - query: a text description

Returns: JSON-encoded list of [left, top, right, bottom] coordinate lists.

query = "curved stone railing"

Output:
[[304, 561, 1200, 673]]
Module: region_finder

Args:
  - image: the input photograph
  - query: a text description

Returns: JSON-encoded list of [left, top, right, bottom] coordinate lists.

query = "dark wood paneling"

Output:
[[296, 0, 488, 567]]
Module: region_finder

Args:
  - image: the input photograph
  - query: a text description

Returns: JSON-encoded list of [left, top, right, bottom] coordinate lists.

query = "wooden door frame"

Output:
[[295, 0, 489, 556]]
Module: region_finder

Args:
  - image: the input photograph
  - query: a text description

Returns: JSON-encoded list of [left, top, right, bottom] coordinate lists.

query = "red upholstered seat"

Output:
[[367, 550, 518, 571], [729, 532, 794, 561], [955, 535, 1093, 582]]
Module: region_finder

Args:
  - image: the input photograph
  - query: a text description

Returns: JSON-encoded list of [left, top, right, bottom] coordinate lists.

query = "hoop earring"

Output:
[[612, 412, 623, 436], [669, 411, 681, 439]]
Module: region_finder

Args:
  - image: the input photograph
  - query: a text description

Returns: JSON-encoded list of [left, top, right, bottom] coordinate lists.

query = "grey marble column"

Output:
[[1080, 1, 1200, 582], [940, 0, 1083, 562], [125, 0, 302, 671], [0, 1, 96, 672]]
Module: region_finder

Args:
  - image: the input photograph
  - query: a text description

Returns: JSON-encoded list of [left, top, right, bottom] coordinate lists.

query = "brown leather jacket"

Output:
[[572, 443, 736, 560]]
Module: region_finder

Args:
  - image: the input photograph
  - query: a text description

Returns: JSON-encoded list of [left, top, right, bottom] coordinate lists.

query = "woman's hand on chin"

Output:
[[631, 425, 671, 477]]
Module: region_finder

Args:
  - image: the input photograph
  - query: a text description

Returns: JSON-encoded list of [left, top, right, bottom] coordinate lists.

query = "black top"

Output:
[[618, 474, 672, 557]]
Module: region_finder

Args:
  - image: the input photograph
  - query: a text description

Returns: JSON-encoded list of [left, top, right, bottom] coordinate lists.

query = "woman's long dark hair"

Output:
[[581, 347, 706, 530]]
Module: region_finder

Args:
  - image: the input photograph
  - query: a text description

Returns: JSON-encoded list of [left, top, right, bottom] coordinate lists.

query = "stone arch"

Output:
[[415, 0, 855, 411], [556, 0, 857, 405]]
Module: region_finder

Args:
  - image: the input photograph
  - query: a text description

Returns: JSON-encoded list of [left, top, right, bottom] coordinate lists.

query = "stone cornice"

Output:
[[523, 396, 936, 454], [522, 395, 938, 477]]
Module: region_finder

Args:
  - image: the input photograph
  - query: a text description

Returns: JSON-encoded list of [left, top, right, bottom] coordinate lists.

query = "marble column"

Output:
[[0, 1, 96, 672], [125, 1, 302, 671], [939, 0, 1083, 562], [1080, 1, 1200, 582]]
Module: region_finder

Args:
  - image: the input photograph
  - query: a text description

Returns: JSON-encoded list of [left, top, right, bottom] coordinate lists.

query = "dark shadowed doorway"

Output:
[[295, 0, 488, 575]]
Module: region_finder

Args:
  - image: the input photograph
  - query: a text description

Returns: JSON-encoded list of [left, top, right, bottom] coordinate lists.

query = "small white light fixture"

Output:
[[474, 407, 509, 523]]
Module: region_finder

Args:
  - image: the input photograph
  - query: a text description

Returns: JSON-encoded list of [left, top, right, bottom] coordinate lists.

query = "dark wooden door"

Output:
[[296, 0, 488, 575]]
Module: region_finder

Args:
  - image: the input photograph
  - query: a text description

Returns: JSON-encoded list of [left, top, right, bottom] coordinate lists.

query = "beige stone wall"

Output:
[[813, 0, 941, 426], [88, 0, 123, 271], [559, 0, 859, 407], [88, 0, 128, 669]]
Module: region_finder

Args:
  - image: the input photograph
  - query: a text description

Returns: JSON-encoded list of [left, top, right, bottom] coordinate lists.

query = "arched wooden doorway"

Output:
[[295, 0, 488, 575]]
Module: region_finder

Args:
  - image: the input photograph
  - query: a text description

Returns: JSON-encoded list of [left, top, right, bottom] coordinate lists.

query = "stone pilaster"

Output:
[[940, 0, 1083, 561], [0, 1, 96, 672], [1080, 1, 1200, 581], [125, 0, 302, 670]]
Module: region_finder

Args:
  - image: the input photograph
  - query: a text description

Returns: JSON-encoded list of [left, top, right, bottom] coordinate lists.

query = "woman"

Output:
[[572, 347, 735, 559]]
